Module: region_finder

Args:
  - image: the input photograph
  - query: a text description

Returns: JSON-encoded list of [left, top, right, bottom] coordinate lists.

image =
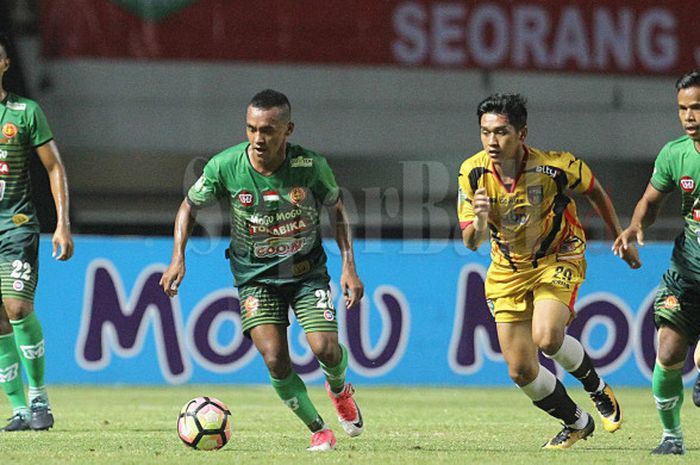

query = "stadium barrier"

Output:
[[37, 236, 692, 386]]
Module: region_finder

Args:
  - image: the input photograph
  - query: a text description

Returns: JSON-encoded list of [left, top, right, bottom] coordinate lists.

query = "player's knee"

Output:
[[533, 332, 563, 356], [260, 353, 291, 378], [508, 365, 537, 386], [1, 300, 33, 321], [310, 339, 340, 366], [656, 348, 687, 368]]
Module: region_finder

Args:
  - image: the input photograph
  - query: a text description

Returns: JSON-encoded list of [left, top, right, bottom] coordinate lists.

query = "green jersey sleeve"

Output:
[[187, 159, 225, 207], [27, 102, 54, 147], [312, 157, 340, 205], [650, 144, 676, 193]]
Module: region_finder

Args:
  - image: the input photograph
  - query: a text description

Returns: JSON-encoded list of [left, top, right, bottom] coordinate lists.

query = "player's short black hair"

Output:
[[249, 89, 291, 119], [477, 93, 528, 130], [676, 69, 700, 91]]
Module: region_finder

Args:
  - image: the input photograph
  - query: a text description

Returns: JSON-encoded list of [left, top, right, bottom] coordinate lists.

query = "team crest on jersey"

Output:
[[12, 280, 24, 292], [243, 296, 259, 318], [663, 295, 679, 311], [288, 187, 306, 205], [12, 214, 29, 226], [237, 191, 254, 206], [0, 162, 8, 174], [527, 185, 544, 205], [323, 309, 335, 321], [2, 122, 17, 139], [680, 176, 695, 193]]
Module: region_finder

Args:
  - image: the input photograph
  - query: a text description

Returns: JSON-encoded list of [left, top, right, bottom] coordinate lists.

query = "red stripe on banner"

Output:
[[41, 0, 700, 76]]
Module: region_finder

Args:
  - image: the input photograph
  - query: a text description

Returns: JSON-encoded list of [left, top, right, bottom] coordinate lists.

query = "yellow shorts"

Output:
[[484, 257, 586, 324]]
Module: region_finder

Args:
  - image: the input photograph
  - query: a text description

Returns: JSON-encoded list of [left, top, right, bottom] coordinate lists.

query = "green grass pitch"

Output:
[[0, 385, 696, 464]]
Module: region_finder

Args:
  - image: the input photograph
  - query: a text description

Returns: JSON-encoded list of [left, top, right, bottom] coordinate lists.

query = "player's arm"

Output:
[[462, 187, 490, 251], [584, 178, 640, 269], [36, 140, 74, 261], [613, 182, 668, 256], [160, 199, 197, 297], [330, 198, 364, 309]]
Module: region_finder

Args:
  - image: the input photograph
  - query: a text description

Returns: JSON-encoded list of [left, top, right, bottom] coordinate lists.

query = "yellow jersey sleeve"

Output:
[[559, 152, 595, 195]]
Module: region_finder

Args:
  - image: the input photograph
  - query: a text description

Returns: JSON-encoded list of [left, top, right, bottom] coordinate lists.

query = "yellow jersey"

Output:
[[457, 145, 594, 271]]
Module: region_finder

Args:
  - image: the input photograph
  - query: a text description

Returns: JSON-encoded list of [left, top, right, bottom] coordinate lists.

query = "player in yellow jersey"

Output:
[[458, 93, 640, 449]]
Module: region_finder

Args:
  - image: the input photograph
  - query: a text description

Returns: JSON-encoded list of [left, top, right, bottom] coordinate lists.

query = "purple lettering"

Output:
[[76, 260, 191, 384]]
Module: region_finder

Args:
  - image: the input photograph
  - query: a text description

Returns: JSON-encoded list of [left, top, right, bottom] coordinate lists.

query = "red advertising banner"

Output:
[[41, 0, 699, 76]]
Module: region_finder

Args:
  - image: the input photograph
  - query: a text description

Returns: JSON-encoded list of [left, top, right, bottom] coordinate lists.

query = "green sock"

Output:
[[0, 333, 28, 412], [319, 343, 348, 394], [10, 313, 45, 390], [652, 362, 684, 437], [270, 371, 324, 432]]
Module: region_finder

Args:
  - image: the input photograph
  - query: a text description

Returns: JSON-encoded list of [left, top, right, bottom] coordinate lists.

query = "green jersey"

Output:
[[188, 142, 340, 286], [0, 93, 53, 234], [650, 135, 700, 279]]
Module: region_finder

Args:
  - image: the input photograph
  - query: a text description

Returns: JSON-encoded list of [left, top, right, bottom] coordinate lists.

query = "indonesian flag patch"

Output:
[[262, 191, 280, 202]]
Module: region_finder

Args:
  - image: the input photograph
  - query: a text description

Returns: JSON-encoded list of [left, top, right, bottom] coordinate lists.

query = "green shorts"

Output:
[[654, 269, 700, 343], [238, 275, 337, 336], [0, 230, 39, 303]]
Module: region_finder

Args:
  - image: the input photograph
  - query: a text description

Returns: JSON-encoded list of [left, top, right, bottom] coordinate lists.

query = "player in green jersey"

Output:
[[160, 89, 364, 452], [0, 35, 73, 432], [614, 69, 700, 455]]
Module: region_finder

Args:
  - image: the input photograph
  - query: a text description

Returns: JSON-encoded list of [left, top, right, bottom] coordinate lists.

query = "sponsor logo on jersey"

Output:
[[290, 157, 313, 168], [249, 218, 308, 237], [262, 191, 280, 202], [12, 280, 24, 292], [237, 191, 254, 206], [6, 102, 26, 111], [535, 165, 559, 178], [243, 296, 259, 318], [19, 340, 44, 359], [253, 237, 305, 258], [288, 187, 306, 205], [1, 122, 17, 139], [663, 295, 679, 310], [680, 176, 695, 193], [0, 162, 8, 174], [694, 209, 700, 222], [323, 309, 335, 321], [527, 185, 543, 205], [11, 214, 29, 226]]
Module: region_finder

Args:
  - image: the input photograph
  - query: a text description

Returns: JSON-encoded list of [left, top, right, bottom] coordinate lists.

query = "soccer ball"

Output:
[[177, 396, 232, 450]]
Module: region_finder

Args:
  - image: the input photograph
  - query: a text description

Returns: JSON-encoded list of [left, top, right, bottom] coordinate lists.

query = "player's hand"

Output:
[[613, 226, 644, 257], [472, 188, 490, 230], [52, 224, 74, 261], [341, 268, 364, 310], [619, 242, 642, 269], [160, 261, 185, 297]]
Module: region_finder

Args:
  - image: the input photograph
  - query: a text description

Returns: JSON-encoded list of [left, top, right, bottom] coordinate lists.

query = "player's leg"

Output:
[[0, 303, 30, 431], [650, 324, 689, 455], [534, 263, 623, 433], [496, 318, 593, 449], [294, 277, 362, 441], [693, 342, 700, 407], [0, 231, 50, 430], [649, 272, 700, 455], [241, 283, 331, 451]]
